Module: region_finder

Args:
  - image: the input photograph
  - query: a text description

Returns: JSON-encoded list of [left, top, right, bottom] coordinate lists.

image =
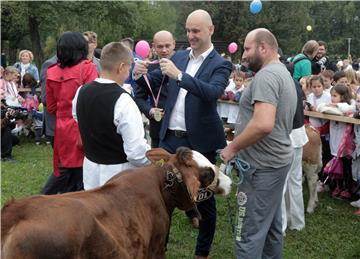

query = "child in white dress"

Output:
[[306, 75, 331, 185], [307, 76, 331, 132]]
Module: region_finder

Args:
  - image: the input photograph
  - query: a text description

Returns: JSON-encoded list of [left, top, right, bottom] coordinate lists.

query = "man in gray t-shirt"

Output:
[[235, 63, 296, 168], [222, 28, 296, 259]]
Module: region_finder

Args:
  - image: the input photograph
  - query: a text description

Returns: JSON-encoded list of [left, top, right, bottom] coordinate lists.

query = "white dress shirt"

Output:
[[72, 78, 150, 190], [168, 45, 214, 131]]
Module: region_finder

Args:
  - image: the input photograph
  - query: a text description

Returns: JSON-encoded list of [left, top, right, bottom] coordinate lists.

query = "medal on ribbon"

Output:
[[153, 108, 162, 122], [143, 70, 166, 122]]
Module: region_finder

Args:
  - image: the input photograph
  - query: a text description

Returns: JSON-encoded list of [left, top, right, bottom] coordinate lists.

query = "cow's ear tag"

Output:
[[155, 159, 165, 167]]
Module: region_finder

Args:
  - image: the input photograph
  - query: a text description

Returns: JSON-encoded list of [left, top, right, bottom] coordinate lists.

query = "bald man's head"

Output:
[[249, 28, 278, 50], [152, 30, 175, 59], [153, 31, 174, 42], [185, 9, 214, 56], [186, 9, 213, 27], [242, 28, 279, 72]]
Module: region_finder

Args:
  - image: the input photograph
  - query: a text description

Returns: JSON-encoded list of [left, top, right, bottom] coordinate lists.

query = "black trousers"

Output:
[[160, 132, 217, 257], [41, 136, 83, 195], [151, 137, 160, 148], [41, 167, 84, 195], [1, 126, 19, 158]]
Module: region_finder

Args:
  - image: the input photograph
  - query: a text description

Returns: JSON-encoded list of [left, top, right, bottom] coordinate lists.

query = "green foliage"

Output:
[[1, 1, 178, 64], [171, 1, 359, 58], [1, 140, 360, 258], [1, 1, 29, 48], [1, 1, 359, 68], [309, 1, 360, 58]]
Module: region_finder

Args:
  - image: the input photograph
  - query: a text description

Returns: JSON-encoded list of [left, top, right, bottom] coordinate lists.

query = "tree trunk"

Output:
[[8, 41, 18, 66], [28, 14, 44, 68]]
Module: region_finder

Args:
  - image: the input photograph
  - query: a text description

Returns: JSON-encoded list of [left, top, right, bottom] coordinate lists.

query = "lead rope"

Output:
[[216, 150, 250, 237]]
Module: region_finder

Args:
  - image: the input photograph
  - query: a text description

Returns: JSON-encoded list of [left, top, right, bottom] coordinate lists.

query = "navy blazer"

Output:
[[137, 49, 232, 153]]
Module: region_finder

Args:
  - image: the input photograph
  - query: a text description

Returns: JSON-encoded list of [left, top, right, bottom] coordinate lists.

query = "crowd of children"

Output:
[[221, 66, 253, 102], [0, 55, 44, 154], [221, 52, 360, 217], [303, 67, 360, 216]]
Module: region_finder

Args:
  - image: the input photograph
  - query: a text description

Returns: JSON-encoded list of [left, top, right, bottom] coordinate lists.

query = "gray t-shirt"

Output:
[[235, 63, 296, 169]]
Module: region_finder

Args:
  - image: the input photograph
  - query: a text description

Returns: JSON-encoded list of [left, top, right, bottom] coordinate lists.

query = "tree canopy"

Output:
[[1, 1, 359, 67]]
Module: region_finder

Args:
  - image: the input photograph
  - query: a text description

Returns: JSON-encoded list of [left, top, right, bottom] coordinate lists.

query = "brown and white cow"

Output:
[[1, 147, 231, 259]]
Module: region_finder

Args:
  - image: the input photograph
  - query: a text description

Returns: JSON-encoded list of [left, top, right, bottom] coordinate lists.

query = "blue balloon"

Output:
[[250, 0, 262, 14]]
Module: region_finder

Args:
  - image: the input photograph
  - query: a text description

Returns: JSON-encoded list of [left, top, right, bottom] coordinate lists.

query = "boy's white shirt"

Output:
[[72, 78, 150, 190]]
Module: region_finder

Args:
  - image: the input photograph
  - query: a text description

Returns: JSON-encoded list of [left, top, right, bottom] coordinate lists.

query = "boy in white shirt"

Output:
[[72, 42, 150, 190]]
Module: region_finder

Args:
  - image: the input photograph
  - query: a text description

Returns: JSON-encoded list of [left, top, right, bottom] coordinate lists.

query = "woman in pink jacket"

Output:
[[44, 31, 98, 194]]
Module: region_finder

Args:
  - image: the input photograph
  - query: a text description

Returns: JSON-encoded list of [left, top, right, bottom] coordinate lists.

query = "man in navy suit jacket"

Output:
[[134, 9, 232, 259]]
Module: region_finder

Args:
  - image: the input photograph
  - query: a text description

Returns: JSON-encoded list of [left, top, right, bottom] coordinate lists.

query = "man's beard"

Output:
[[247, 54, 263, 72], [316, 53, 325, 60]]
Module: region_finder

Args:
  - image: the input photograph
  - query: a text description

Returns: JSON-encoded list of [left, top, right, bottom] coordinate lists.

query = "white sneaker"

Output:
[[350, 199, 360, 208]]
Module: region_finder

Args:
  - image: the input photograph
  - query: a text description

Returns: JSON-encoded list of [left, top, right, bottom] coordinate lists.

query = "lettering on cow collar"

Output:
[[196, 188, 214, 202]]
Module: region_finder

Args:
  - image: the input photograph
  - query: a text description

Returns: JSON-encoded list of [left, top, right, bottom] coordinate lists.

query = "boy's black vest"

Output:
[[76, 81, 128, 164]]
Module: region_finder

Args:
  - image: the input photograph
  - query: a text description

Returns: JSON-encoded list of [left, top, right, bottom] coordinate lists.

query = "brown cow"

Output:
[[302, 125, 323, 213], [1, 147, 232, 259]]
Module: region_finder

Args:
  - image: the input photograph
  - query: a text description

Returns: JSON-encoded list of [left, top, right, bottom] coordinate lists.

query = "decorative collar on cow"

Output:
[[162, 164, 203, 220], [163, 165, 183, 191], [146, 147, 217, 215]]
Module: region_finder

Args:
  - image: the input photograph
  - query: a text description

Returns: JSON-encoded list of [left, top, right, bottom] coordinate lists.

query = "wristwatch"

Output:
[[177, 72, 183, 83]]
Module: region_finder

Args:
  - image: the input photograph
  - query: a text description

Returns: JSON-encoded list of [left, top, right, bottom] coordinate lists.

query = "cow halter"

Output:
[[163, 167, 183, 190], [162, 165, 202, 220]]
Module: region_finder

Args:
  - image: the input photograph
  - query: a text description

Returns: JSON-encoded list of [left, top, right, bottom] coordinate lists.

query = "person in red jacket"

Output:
[[43, 31, 97, 194]]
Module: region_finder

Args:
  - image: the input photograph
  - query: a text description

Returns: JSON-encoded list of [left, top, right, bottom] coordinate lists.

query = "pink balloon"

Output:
[[135, 40, 150, 59], [228, 42, 238, 54]]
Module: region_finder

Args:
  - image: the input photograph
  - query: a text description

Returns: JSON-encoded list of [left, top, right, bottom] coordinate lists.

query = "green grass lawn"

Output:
[[1, 139, 360, 259]]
